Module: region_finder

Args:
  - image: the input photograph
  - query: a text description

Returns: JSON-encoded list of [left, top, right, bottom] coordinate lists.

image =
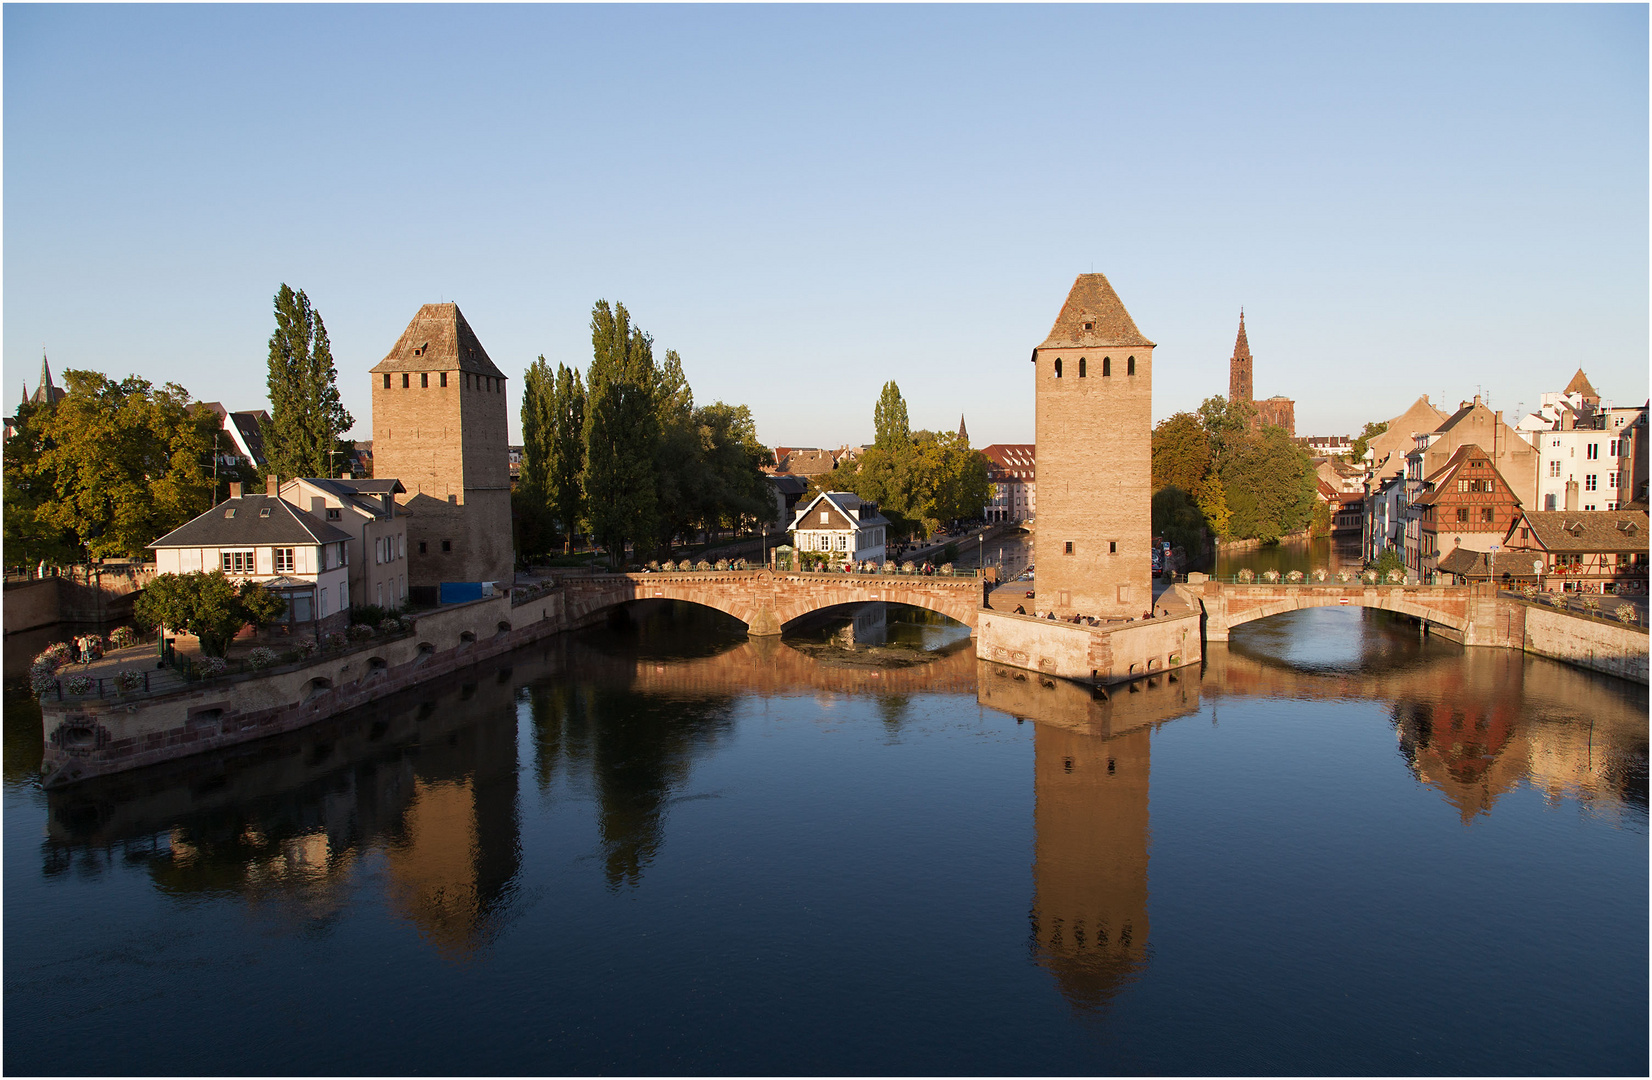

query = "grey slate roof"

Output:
[[370, 303, 506, 378], [791, 491, 891, 530], [149, 496, 353, 549]]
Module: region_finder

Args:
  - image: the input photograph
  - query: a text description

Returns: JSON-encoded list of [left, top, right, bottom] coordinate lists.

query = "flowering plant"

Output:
[[64, 674, 94, 696], [108, 626, 138, 649], [322, 631, 348, 650], [248, 647, 278, 670], [348, 624, 374, 641], [30, 668, 60, 696], [197, 656, 228, 679], [115, 669, 146, 692]]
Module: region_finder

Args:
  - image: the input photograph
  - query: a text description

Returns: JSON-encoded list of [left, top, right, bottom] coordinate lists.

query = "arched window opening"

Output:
[[1078, 357, 1087, 378], [1127, 355, 1137, 375], [1053, 358, 1063, 378], [1102, 356, 1111, 377]]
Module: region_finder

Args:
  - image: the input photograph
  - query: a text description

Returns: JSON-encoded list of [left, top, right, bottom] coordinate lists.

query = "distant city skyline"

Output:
[[6, 4, 1646, 449]]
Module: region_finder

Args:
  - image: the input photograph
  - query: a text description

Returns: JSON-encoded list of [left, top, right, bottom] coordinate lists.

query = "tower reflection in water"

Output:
[[978, 661, 1201, 1010]]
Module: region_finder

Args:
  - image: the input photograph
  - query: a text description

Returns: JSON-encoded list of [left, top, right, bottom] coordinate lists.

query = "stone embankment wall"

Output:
[[4, 565, 155, 635], [1520, 605, 1648, 684], [975, 609, 1201, 686], [41, 592, 541, 786]]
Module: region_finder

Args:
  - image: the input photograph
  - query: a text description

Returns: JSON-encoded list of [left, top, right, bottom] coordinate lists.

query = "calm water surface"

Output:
[[5, 602, 1646, 1075]]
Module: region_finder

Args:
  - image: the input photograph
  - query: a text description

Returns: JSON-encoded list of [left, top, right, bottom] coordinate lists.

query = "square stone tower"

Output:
[[370, 303, 513, 592], [1032, 273, 1153, 618]]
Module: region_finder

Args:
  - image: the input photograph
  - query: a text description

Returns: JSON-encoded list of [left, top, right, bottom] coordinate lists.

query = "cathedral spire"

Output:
[[958, 414, 969, 445], [1228, 310, 1253, 404]]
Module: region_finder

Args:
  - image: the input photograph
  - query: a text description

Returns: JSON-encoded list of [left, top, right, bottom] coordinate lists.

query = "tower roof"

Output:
[[1564, 368, 1599, 399], [29, 352, 66, 405], [1036, 273, 1154, 351], [370, 303, 506, 378], [958, 414, 969, 444], [1232, 310, 1251, 361]]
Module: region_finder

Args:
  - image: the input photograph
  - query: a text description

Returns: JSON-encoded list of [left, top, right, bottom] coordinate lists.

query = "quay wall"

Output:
[[975, 609, 1201, 686], [1521, 605, 1648, 685], [4, 565, 155, 635], [5, 579, 61, 635]]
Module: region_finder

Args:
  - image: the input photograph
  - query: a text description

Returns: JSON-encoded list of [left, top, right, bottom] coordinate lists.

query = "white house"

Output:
[[280, 475, 409, 610], [148, 482, 355, 634], [789, 491, 890, 563]]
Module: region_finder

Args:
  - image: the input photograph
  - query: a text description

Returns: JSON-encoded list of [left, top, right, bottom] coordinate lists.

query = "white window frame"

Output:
[[222, 550, 255, 574], [274, 547, 295, 574]]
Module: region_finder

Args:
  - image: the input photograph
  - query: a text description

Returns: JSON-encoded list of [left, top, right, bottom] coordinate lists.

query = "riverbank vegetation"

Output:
[[516, 300, 776, 567], [1152, 396, 1319, 548], [810, 381, 991, 541]]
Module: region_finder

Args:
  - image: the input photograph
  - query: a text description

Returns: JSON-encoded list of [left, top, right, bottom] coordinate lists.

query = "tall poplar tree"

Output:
[[262, 284, 352, 479], [583, 300, 658, 566], [873, 381, 910, 450], [547, 362, 587, 553]]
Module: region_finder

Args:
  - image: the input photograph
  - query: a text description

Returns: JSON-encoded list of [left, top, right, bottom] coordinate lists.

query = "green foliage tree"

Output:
[[547, 363, 587, 553], [262, 284, 353, 479], [583, 300, 659, 566], [873, 381, 910, 450], [1196, 394, 1257, 475], [1348, 420, 1388, 462], [1220, 426, 1318, 544], [1194, 473, 1232, 541], [3, 370, 219, 560], [134, 571, 289, 657], [1151, 486, 1207, 555], [1151, 412, 1211, 494]]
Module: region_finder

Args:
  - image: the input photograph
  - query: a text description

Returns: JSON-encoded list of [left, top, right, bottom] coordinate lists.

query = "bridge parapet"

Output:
[[1195, 580, 1480, 641]]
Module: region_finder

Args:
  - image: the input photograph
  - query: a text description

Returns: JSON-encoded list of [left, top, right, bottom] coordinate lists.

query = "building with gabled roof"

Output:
[[981, 443, 1036, 523], [279, 476, 410, 611], [370, 303, 513, 596], [1502, 507, 1649, 594], [1564, 368, 1600, 407], [1412, 443, 1524, 578], [789, 491, 890, 565], [27, 353, 66, 406], [1032, 273, 1152, 617], [148, 480, 355, 635]]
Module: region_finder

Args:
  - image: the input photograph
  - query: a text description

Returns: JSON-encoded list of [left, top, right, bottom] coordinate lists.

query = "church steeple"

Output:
[[958, 414, 969, 446], [1228, 310, 1253, 404], [29, 351, 65, 406]]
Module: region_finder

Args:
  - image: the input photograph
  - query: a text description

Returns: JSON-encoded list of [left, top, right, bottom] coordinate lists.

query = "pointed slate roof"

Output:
[[29, 352, 66, 405], [1232, 310, 1251, 360], [1035, 273, 1154, 351], [958, 415, 969, 445], [370, 303, 505, 378], [1564, 368, 1599, 400]]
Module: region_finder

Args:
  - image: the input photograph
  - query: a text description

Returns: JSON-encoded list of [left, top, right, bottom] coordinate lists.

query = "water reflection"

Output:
[[979, 662, 1200, 1008]]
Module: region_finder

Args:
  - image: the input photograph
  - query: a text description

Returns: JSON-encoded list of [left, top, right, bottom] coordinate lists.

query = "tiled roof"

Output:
[[1414, 443, 1511, 507], [1564, 368, 1599, 399], [981, 443, 1036, 481], [370, 303, 505, 378], [291, 477, 407, 520], [1512, 510, 1649, 553], [1437, 548, 1542, 579], [1036, 273, 1154, 350], [150, 496, 353, 549], [778, 449, 837, 476]]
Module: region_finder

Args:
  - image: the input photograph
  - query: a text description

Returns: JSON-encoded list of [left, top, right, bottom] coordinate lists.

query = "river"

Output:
[[4, 600, 1645, 1075]]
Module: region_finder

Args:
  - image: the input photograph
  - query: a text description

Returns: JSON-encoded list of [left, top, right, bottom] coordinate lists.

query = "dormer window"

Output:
[[1083, 322, 1094, 331]]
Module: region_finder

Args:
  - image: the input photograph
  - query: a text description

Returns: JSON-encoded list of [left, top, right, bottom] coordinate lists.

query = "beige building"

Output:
[[370, 304, 513, 596], [279, 476, 410, 611], [1032, 273, 1153, 617]]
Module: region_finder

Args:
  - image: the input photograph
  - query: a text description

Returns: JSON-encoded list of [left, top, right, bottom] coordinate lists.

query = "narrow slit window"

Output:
[[1102, 356, 1111, 377], [1078, 357, 1087, 378], [1053, 358, 1062, 378], [1127, 355, 1136, 375]]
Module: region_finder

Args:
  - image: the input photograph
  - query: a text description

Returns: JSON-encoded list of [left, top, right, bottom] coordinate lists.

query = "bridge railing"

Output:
[[1188, 572, 1443, 587], [555, 565, 986, 581]]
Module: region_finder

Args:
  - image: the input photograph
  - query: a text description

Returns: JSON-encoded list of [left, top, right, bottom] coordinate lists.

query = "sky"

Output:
[[5, 4, 1647, 450]]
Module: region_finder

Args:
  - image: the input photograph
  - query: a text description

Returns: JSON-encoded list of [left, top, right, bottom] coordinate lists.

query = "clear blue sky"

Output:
[[6, 4, 1647, 449]]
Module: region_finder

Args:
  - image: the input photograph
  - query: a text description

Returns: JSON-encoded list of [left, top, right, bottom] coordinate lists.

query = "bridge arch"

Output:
[[1196, 582, 1474, 642]]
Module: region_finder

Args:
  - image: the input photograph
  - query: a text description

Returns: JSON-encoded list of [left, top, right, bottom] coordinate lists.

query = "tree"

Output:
[[1348, 420, 1388, 463], [546, 363, 587, 553], [4, 370, 220, 560], [1220, 426, 1318, 543], [1151, 412, 1211, 494], [263, 284, 352, 480], [873, 381, 910, 450], [583, 300, 659, 567], [520, 357, 556, 502], [134, 571, 289, 657], [1196, 394, 1257, 475], [1151, 486, 1206, 555], [1194, 473, 1233, 541]]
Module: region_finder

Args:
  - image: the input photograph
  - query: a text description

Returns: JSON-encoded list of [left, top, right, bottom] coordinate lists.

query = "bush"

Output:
[[1615, 605, 1638, 624], [901, 561, 915, 573], [940, 563, 954, 575], [348, 623, 374, 641], [197, 656, 228, 679], [882, 561, 896, 574], [64, 674, 93, 696], [714, 559, 730, 571], [696, 560, 712, 571], [1385, 569, 1404, 583], [1286, 570, 1304, 583], [30, 668, 59, 696], [34, 643, 71, 670], [296, 639, 320, 659], [247, 647, 278, 670], [114, 669, 146, 693], [1521, 584, 1539, 599], [1237, 569, 1255, 583], [350, 604, 396, 627], [379, 617, 404, 635], [647, 560, 661, 571], [108, 626, 138, 649], [1543, 592, 1565, 607], [1581, 596, 1601, 612], [322, 631, 348, 651]]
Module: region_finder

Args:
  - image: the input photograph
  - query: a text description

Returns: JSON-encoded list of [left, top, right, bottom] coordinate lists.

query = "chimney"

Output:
[[1565, 480, 1579, 511], [341, 471, 352, 481], [228, 481, 243, 499], [266, 474, 278, 497]]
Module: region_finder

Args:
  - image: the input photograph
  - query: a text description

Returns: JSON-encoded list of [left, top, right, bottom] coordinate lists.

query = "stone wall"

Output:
[[1522, 605, 1648, 684], [975, 609, 1201, 686]]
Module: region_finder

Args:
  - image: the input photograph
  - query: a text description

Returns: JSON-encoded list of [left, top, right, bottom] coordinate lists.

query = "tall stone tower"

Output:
[[370, 304, 513, 592], [1228, 309, 1252, 404], [1032, 273, 1153, 618]]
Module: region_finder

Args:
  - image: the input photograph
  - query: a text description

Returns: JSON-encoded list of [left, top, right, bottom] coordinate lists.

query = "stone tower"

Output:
[[1228, 310, 1252, 404], [1032, 273, 1153, 617], [370, 304, 513, 592]]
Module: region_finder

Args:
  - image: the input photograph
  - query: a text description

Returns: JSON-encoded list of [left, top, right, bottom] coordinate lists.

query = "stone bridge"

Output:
[[550, 569, 987, 636], [1189, 579, 1490, 642]]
